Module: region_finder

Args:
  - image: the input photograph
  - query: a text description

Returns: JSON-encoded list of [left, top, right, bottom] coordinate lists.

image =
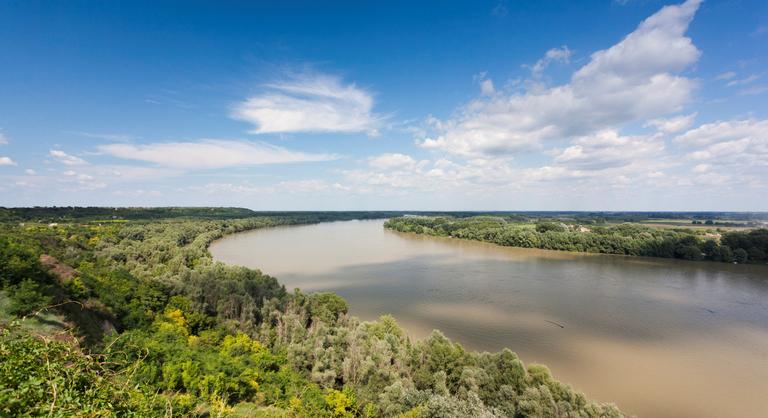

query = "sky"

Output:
[[0, 0, 766, 210]]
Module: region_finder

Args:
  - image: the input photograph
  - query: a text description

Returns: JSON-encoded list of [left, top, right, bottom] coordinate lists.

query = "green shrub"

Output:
[[7, 279, 51, 316]]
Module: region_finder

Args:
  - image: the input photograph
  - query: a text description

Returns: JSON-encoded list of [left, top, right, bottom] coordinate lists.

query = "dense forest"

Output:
[[0, 209, 624, 417], [4, 206, 764, 224], [385, 216, 768, 264], [0, 207, 413, 223]]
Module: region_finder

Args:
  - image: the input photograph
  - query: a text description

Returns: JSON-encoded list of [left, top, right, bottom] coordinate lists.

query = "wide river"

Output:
[[210, 219, 768, 417]]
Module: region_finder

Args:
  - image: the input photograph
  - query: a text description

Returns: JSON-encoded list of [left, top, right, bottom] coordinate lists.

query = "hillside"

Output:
[[0, 210, 624, 417]]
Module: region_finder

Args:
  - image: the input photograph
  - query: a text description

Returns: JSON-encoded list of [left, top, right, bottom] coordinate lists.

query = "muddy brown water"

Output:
[[210, 219, 768, 417]]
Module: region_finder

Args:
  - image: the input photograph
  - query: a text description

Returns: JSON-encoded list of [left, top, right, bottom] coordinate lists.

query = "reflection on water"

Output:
[[210, 219, 768, 418]]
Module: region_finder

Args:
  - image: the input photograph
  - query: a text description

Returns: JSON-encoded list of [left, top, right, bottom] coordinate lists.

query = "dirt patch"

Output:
[[39, 254, 76, 283], [37, 255, 117, 345]]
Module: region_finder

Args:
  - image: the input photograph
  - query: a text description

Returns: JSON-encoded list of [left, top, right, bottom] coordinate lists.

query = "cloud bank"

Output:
[[419, 0, 702, 157]]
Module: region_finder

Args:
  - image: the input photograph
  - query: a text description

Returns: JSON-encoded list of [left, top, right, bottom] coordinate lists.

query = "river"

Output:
[[210, 219, 768, 417]]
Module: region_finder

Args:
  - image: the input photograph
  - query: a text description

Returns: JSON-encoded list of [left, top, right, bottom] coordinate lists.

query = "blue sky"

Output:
[[1, 0, 766, 210]]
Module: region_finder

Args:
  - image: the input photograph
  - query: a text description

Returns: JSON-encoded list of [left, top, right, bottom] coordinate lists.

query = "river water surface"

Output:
[[210, 219, 768, 417]]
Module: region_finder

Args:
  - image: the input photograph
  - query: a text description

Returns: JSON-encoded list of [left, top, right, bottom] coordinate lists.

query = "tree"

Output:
[[702, 240, 718, 260], [733, 248, 749, 263], [535, 222, 567, 233], [308, 292, 348, 324], [717, 245, 734, 262], [676, 245, 703, 261], [7, 279, 51, 316], [747, 247, 766, 262]]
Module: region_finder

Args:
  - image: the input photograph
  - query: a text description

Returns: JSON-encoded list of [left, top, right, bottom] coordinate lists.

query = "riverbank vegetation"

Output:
[[385, 216, 768, 264], [1, 208, 624, 417]]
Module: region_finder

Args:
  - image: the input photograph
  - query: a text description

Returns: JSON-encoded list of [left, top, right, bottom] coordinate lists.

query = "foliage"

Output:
[[7, 279, 52, 316], [0, 210, 627, 416], [0, 324, 169, 416], [385, 216, 768, 264]]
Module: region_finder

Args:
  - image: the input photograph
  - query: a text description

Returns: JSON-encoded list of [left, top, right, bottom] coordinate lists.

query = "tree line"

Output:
[[385, 216, 768, 264]]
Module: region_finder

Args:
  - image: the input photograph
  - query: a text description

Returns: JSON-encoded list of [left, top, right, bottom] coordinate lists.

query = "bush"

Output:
[[308, 292, 349, 324], [7, 279, 51, 316], [0, 326, 164, 416], [734, 248, 749, 263]]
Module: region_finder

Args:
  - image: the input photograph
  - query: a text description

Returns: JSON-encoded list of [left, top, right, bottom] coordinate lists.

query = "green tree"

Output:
[[733, 248, 749, 263], [8, 279, 51, 316]]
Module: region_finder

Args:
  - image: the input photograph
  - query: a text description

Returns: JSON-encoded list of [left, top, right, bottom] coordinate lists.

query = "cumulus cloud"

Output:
[[346, 154, 530, 195], [50, 149, 88, 166], [0, 156, 15, 166], [675, 118, 768, 146], [479, 79, 496, 96], [367, 153, 419, 170], [674, 118, 768, 188], [58, 169, 106, 190], [419, 0, 702, 157], [350, 129, 675, 197], [530, 46, 572, 78], [231, 72, 382, 135], [474, 72, 496, 96], [97, 139, 336, 170], [551, 130, 664, 171], [645, 113, 697, 133]]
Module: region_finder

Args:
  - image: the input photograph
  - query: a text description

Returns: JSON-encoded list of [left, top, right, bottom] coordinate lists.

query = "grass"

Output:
[[0, 291, 72, 336]]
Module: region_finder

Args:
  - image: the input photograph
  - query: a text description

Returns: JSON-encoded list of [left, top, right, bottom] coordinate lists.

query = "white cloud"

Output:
[[530, 46, 572, 77], [675, 119, 768, 146], [675, 119, 768, 187], [345, 155, 523, 195], [231, 72, 382, 135], [5, 164, 173, 194], [645, 113, 697, 133], [181, 179, 350, 197], [726, 74, 760, 87], [419, 0, 701, 157], [56, 169, 106, 190], [475, 72, 496, 96], [715, 71, 736, 81], [97, 139, 336, 170], [367, 153, 418, 170], [182, 182, 275, 196], [70, 131, 136, 142], [0, 133, 7, 145], [278, 179, 351, 193], [50, 149, 88, 166], [113, 189, 162, 198], [84, 165, 181, 182], [0, 156, 15, 166], [552, 130, 664, 171], [738, 85, 768, 96], [480, 78, 495, 96], [692, 163, 710, 173]]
